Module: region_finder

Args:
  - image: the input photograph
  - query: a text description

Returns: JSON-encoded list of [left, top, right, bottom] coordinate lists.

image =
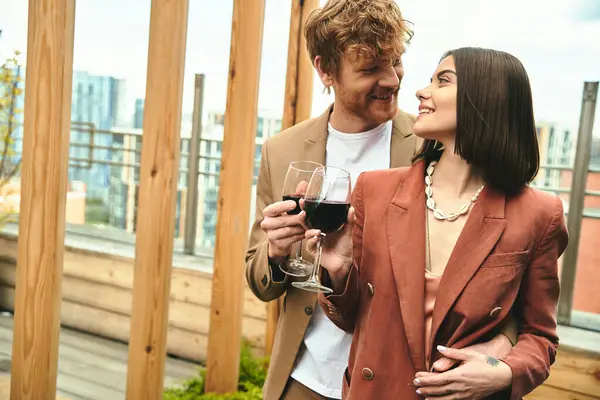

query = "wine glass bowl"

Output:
[[303, 197, 350, 234], [279, 161, 323, 277]]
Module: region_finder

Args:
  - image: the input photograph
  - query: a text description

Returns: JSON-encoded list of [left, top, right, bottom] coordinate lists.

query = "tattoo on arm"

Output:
[[485, 355, 500, 367]]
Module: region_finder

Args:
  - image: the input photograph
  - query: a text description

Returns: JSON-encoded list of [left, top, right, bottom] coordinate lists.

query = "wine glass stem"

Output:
[[309, 235, 324, 284], [294, 239, 303, 261]]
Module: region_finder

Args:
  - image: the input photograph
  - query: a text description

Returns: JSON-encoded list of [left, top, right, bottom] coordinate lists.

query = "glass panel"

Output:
[[178, 0, 289, 258], [169, 0, 234, 256], [61, 1, 149, 247], [1, 2, 209, 397], [572, 100, 600, 331], [0, 0, 152, 245], [0, 3, 28, 232]]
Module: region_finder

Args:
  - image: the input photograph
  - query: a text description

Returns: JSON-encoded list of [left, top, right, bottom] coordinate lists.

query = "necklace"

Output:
[[425, 160, 485, 222]]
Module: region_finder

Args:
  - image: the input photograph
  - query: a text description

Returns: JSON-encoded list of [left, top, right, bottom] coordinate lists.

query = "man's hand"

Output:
[[414, 346, 513, 399], [261, 200, 307, 264], [431, 334, 513, 373]]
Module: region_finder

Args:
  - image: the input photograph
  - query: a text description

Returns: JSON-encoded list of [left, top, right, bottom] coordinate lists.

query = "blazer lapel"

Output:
[[390, 110, 417, 168], [387, 161, 427, 372], [302, 105, 331, 165], [428, 187, 507, 353]]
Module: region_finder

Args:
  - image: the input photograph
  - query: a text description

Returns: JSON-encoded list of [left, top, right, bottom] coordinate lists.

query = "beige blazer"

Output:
[[245, 105, 418, 399]]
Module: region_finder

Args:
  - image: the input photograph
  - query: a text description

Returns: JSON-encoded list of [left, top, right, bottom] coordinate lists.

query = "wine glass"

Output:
[[279, 161, 323, 277], [292, 166, 351, 294]]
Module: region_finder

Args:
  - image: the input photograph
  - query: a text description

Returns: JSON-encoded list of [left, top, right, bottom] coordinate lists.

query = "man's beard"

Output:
[[338, 87, 398, 126]]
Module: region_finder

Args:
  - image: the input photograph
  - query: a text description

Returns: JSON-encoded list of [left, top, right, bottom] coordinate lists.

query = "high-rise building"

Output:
[[107, 125, 190, 237], [535, 121, 575, 188], [195, 111, 282, 249], [133, 98, 144, 129], [69, 71, 127, 204]]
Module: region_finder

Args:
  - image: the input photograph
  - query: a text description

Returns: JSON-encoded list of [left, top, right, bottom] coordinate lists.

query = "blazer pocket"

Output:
[[482, 250, 530, 268]]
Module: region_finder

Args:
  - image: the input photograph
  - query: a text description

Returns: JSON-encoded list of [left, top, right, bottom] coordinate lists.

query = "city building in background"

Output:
[[101, 107, 282, 248], [534, 121, 575, 188], [69, 71, 127, 208], [106, 125, 190, 238], [133, 98, 144, 129], [194, 110, 281, 248]]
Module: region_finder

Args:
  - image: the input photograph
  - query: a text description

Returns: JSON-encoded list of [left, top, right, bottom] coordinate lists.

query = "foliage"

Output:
[[0, 50, 23, 226], [163, 340, 268, 400]]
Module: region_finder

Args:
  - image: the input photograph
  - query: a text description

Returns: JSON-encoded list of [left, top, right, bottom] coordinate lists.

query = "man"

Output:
[[245, 1, 516, 399]]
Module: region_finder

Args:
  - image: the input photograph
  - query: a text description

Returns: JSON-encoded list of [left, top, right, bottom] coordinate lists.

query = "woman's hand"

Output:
[[304, 206, 355, 288], [413, 346, 513, 399]]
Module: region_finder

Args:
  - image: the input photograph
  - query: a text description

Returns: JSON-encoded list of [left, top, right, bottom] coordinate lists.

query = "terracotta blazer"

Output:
[[245, 105, 418, 400], [319, 161, 569, 400]]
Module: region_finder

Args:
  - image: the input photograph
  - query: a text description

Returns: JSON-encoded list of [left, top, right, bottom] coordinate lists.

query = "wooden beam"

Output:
[[295, 0, 317, 123], [9, 0, 76, 398], [204, 0, 266, 393], [281, 0, 317, 129], [125, 0, 189, 398], [265, 0, 317, 357]]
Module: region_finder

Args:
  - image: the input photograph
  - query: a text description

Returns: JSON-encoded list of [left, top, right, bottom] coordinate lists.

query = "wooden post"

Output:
[[281, 0, 317, 129], [10, 0, 76, 398], [204, 0, 266, 393], [125, 0, 189, 398], [265, 0, 317, 357]]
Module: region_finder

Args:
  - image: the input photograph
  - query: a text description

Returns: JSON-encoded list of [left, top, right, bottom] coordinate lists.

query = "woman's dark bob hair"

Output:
[[413, 47, 540, 196]]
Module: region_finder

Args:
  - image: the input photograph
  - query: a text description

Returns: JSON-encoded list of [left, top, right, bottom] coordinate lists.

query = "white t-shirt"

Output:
[[289, 120, 393, 398]]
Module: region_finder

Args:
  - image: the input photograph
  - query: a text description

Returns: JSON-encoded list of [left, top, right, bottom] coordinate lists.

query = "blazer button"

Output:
[[304, 306, 313, 316], [490, 306, 502, 318], [361, 367, 374, 380], [367, 282, 375, 296]]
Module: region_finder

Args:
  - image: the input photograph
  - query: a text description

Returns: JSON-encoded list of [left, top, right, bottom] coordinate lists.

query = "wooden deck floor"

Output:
[[0, 314, 200, 399], [0, 312, 597, 399]]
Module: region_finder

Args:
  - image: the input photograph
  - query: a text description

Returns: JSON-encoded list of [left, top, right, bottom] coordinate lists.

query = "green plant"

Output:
[[163, 340, 268, 400], [0, 49, 23, 226]]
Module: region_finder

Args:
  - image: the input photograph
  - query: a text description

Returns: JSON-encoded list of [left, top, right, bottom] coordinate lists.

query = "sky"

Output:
[[1, 0, 599, 136]]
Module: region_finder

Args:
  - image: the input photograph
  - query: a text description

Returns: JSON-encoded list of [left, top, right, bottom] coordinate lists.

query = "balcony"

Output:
[[1, 0, 599, 399]]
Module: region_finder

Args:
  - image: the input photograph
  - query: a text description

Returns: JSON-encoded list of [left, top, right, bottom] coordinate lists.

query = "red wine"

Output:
[[282, 194, 303, 215], [303, 198, 350, 234]]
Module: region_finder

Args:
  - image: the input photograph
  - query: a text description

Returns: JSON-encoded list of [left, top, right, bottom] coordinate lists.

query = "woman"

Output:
[[304, 47, 568, 400]]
